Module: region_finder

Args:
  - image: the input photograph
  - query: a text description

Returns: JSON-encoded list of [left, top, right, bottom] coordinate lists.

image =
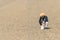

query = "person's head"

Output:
[[40, 12, 46, 17]]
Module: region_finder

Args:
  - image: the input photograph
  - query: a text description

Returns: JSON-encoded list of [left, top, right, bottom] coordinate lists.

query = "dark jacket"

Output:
[[39, 16, 48, 25]]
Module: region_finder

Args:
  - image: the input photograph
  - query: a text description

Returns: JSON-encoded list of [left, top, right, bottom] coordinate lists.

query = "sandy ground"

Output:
[[0, 0, 60, 40]]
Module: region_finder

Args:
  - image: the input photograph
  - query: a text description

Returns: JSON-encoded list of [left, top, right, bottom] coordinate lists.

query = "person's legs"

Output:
[[41, 23, 45, 30], [45, 22, 48, 28], [41, 25, 44, 30]]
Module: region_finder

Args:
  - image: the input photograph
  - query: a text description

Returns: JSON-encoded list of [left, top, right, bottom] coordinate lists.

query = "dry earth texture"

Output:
[[0, 0, 60, 40]]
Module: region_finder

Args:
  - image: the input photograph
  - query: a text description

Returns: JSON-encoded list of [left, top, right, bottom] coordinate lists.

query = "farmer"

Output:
[[39, 13, 48, 30]]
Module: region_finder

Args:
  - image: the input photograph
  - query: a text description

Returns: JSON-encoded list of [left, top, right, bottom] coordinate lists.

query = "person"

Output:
[[39, 13, 48, 30]]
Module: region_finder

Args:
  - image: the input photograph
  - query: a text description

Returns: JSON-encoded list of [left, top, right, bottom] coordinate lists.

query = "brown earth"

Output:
[[0, 0, 60, 40]]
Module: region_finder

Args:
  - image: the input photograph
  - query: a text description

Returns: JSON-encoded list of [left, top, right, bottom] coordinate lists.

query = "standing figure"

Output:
[[39, 13, 48, 30]]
